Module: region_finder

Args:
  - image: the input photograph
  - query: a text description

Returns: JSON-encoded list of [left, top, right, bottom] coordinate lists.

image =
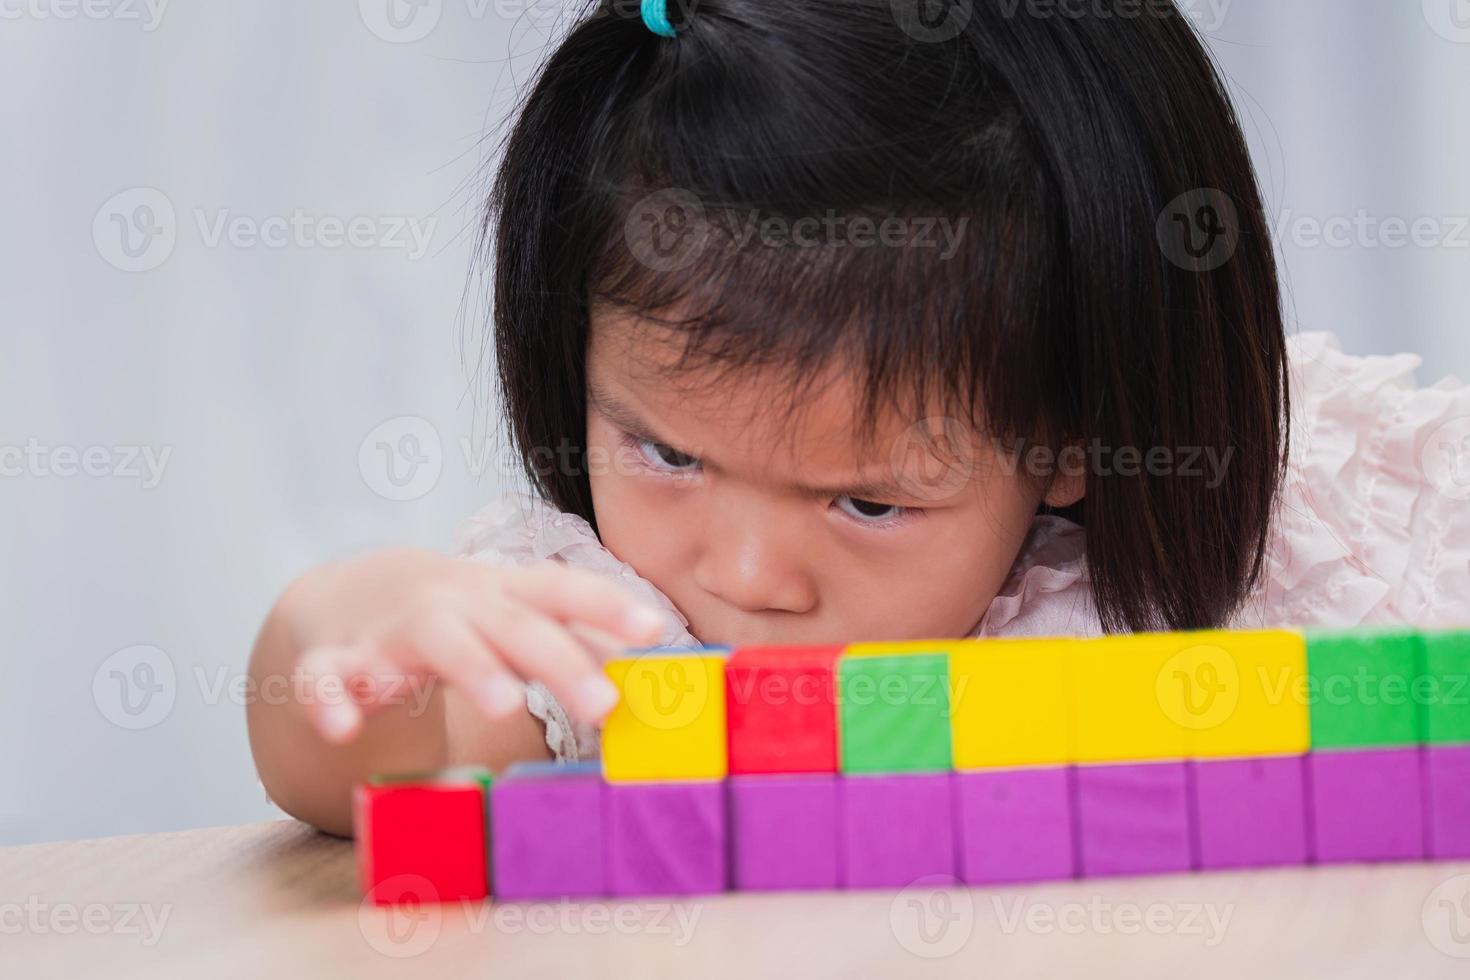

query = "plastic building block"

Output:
[[726, 645, 841, 775], [1192, 756, 1309, 869], [605, 781, 727, 896], [728, 775, 841, 890], [838, 652, 952, 773], [844, 639, 958, 658], [1308, 748, 1425, 862], [1422, 631, 1470, 745], [602, 647, 729, 782], [354, 766, 492, 905], [1306, 630, 1422, 749], [490, 762, 604, 900], [1074, 762, 1195, 876], [948, 639, 1075, 769], [954, 767, 1076, 884], [1071, 635, 1191, 763], [841, 773, 955, 887], [1424, 746, 1470, 859], [1175, 630, 1310, 758]]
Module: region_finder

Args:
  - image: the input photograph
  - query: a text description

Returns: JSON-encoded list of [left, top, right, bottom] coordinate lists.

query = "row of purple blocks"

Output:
[[490, 748, 1470, 899]]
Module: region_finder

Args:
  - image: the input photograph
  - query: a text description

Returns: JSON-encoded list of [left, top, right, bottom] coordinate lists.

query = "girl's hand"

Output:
[[281, 548, 665, 745]]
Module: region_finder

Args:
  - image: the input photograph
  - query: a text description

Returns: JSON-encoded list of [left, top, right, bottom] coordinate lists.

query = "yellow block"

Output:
[[601, 652, 728, 782], [1071, 633, 1193, 762], [948, 638, 1078, 768], [845, 640, 958, 657], [1162, 629, 1310, 757]]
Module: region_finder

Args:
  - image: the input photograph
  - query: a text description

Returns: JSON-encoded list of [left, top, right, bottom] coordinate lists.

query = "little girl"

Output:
[[247, 0, 1470, 836]]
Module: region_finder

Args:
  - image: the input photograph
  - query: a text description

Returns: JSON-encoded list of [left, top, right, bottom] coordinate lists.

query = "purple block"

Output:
[[954, 767, 1075, 884], [729, 775, 840, 891], [841, 774, 955, 888], [1075, 762, 1194, 877], [1425, 746, 1470, 859], [1192, 756, 1309, 870], [1309, 748, 1425, 863], [605, 782, 727, 896], [491, 764, 604, 899]]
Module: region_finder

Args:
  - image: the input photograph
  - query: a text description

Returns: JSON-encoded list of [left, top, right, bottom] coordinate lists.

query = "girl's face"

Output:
[[585, 309, 1083, 646]]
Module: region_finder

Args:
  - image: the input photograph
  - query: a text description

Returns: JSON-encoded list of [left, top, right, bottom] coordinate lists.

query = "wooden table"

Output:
[[5, 820, 1470, 978]]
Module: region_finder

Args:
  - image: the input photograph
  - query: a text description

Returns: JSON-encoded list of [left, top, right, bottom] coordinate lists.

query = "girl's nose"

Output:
[[692, 511, 817, 615]]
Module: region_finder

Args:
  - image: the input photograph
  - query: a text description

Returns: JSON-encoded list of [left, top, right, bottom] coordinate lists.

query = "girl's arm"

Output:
[[245, 547, 663, 837]]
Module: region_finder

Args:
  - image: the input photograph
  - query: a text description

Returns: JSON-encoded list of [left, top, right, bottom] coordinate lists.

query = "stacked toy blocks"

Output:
[[353, 628, 1470, 904]]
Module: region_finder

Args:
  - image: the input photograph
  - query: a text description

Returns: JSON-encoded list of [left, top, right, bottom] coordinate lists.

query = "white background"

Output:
[[1, 0, 1467, 844]]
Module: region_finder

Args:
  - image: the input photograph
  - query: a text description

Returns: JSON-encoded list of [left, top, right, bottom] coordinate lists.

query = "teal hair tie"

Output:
[[641, 0, 677, 37]]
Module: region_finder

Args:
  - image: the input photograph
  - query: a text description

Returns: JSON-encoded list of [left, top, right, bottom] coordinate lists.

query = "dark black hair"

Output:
[[482, 0, 1288, 634]]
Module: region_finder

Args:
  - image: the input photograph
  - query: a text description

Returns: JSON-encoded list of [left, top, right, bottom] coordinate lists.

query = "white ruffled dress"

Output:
[[454, 333, 1470, 762]]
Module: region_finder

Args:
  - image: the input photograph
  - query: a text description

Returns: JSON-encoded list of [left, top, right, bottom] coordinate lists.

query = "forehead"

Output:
[[587, 307, 974, 479]]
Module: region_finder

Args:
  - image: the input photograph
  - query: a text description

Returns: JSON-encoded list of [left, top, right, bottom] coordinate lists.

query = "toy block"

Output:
[[1306, 630, 1421, 749], [602, 646, 729, 782], [844, 639, 959, 657], [726, 645, 841, 775], [353, 766, 492, 905], [1422, 630, 1470, 745], [1070, 634, 1190, 763], [947, 638, 1075, 769], [605, 781, 727, 896], [1074, 762, 1195, 876], [729, 775, 841, 890], [1424, 745, 1470, 859], [1308, 748, 1425, 862], [838, 651, 952, 773], [1174, 630, 1310, 758], [841, 773, 955, 887], [1191, 756, 1308, 869], [490, 762, 604, 900], [954, 767, 1076, 884]]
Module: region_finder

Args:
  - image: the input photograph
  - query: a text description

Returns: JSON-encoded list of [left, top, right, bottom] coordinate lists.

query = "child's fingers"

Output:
[[499, 562, 665, 645], [296, 643, 391, 744], [394, 611, 525, 720], [467, 598, 619, 723]]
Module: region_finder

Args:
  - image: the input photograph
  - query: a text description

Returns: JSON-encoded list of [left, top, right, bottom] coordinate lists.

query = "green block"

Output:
[[1423, 630, 1470, 744], [838, 654, 952, 773], [370, 765, 494, 789], [1306, 630, 1422, 748]]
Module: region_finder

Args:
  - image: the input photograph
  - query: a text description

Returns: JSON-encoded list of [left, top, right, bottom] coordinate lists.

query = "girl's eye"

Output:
[[834, 495, 906, 525], [633, 436, 701, 473]]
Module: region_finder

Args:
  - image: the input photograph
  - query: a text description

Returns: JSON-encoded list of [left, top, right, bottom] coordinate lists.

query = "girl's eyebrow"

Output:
[[587, 382, 677, 446], [588, 381, 915, 503]]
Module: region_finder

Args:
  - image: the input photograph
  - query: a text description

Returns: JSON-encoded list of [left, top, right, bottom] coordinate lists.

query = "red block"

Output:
[[726, 645, 841, 774], [353, 768, 491, 905]]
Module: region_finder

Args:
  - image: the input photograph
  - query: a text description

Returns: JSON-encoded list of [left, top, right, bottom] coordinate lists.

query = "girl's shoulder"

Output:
[[1248, 331, 1470, 629], [988, 332, 1470, 636]]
